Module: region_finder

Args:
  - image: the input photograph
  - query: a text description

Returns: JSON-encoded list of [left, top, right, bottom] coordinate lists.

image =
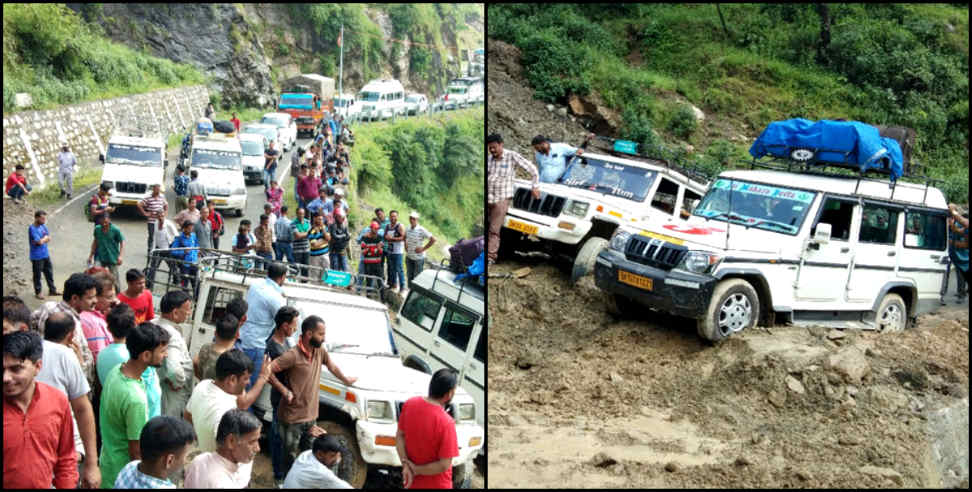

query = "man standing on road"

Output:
[[31, 273, 98, 386], [170, 220, 200, 292], [174, 196, 202, 229], [307, 212, 331, 276], [29, 210, 59, 300], [264, 141, 281, 194], [385, 210, 407, 293], [360, 221, 385, 291], [239, 263, 287, 393], [254, 214, 275, 268], [90, 182, 115, 226], [275, 205, 296, 265], [292, 207, 312, 278], [57, 143, 77, 199], [146, 214, 179, 291], [405, 212, 436, 287], [396, 368, 460, 489], [193, 202, 215, 255], [187, 170, 208, 206], [531, 134, 586, 184], [306, 186, 329, 219], [487, 133, 540, 266], [296, 164, 320, 212], [327, 209, 351, 272], [155, 290, 194, 419], [173, 166, 190, 213], [137, 183, 168, 259]]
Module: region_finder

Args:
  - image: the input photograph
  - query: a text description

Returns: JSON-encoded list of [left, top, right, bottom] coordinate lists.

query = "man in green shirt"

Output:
[[96, 303, 164, 421], [99, 321, 169, 488], [88, 215, 125, 292]]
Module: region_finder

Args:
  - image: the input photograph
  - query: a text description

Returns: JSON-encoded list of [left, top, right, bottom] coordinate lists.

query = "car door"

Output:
[[847, 201, 902, 304], [796, 195, 857, 303], [191, 284, 246, 358], [466, 320, 485, 428], [895, 207, 948, 303], [396, 288, 444, 363], [430, 302, 478, 378]]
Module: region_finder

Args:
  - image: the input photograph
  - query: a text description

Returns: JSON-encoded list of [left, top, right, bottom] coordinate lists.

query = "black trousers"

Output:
[[32, 257, 56, 294]]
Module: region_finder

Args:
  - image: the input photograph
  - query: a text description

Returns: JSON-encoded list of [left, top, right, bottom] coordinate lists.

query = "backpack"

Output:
[[449, 236, 484, 273], [455, 251, 485, 287]]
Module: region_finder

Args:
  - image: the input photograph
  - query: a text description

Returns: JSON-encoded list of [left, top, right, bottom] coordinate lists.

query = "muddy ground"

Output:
[[487, 37, 969, 489]]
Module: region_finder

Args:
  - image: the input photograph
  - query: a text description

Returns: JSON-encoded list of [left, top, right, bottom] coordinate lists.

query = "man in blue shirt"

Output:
[[532, 134, 585, 183], [29, 210, 58, 300], [306, 187, 329, 219], [170, 220, 200, 293], [238, 262, 287, 393]]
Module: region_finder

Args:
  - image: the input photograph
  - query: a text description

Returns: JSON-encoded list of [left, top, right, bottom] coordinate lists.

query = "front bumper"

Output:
[[594, 248, 716, 319], [356, 420, 483, 466], [503, 212, 591, 246], [207, 195, 246, 211], [243, 167, 262, 181], [108, 192, 150, 206]]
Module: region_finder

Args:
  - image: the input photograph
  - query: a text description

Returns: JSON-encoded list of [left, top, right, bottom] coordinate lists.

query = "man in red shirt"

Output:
[[5, 163, 32, 203], [3, 330, 79, 489], [396, 368, 460, 489], [231, 112, 241, 133], [117, 269, 155, 325]]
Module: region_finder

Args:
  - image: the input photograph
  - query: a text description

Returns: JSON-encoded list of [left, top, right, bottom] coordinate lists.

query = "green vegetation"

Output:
[[3, 3, 205, 113], [286, 4, 385, 82], [489, 3, 969, 202]]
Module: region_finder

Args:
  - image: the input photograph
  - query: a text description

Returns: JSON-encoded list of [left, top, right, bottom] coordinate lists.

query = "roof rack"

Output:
[[589, 135, 715, 184], [429, 259, 484, 306]]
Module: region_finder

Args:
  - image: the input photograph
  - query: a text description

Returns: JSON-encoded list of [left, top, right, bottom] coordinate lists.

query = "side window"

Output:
[[437, 305, 476, 351], [860, 203, 900, 245], [651, 177, 679, 215], [202, 287, 245, 325], [812, 197, 855, 241], [681, 188, 703, 219], [904, 210, 947, 250], [401, 290, 442, 332], [474, 326, 484, 363]]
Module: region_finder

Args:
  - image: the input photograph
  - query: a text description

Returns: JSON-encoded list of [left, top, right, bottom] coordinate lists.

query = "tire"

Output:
[[235, 208, 244, 218], [452, 459, 473, 489], [697, 278, 760, 343], [318, 420, 368, 488], [875, 293, 907, 332], [604, 292, 639, 318], [570, 237, 609, 284]]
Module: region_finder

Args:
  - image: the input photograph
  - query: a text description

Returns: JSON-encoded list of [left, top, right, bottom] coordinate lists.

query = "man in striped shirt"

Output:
[[486, 133, 539, 265], [138, 183, 169, 259]]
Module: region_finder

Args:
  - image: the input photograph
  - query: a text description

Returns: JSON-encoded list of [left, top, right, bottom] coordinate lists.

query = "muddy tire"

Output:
[[570, 237, 609, 284], [318, 420, 368, 488], [697, 278, 760, 343], [497, 227, 520, 260], [875, 293, 907, 332], [605, 292, 639, 318], [452, 459, 473, 488]]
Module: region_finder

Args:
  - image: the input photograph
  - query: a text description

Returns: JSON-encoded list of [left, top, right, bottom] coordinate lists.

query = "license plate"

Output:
[[212, 199, 227, 205], [122, 200, 138, 205], [638, 230, 684, 246], [507, 218, 538, 235], [618, 270, 653, 291]]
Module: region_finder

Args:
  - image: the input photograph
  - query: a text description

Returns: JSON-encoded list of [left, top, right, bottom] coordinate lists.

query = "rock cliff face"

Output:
[[66, 3, 482, 107]]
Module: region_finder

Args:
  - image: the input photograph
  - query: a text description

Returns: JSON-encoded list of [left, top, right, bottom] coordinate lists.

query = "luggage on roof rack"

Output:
[[748, 119, 906, 181]]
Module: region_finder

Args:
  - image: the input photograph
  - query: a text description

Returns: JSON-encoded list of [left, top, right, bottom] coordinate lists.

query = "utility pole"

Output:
[[339, 24, 344, 99]]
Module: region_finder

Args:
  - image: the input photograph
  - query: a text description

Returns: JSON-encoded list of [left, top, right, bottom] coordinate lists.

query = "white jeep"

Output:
[[99, 134, 168, 208], [501, 138, 710, 282], [594, 167, 951, 342], [147, 250, 484, 488]]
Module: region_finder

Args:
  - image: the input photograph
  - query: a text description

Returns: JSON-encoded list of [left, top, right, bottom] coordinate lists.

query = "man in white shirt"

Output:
[[404, 211, 436, 288], [184, 409, 261, 488], [282, 435, 353, 489], [155, 290, 194, 418], [57, 143, 77, 199], [147, 214, 179, 290]]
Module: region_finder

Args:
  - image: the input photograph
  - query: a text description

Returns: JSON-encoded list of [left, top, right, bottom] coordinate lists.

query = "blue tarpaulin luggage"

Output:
[[749, 119, 905, 181]]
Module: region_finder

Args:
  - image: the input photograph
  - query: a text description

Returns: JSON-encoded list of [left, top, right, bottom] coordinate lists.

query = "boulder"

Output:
[[690, 104, 705, 122], [591, 452, 618, 468], [859, 465, 903, 485], [827, 346, 870, 384], [15, 93, 33, 109], [786, 375, 806, 395]]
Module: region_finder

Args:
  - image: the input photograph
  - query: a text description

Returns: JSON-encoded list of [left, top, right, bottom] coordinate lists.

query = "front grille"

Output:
[[209, 190, 231, 197], [296, 117, 314, 125], [115, 181, 146, 194], [624, 235, 687, 271], [511, 187, 567, 218]]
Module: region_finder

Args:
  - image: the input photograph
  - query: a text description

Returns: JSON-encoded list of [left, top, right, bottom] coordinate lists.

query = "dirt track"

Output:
[[486, 37, 969, 489]]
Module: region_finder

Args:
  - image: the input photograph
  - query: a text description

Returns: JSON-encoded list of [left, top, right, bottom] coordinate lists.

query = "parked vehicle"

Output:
[[238, 133, 268, 185], [183, 133, 246, 217], [394, 266, 485, 444], [240, 123, 278, 151], [282, 73, 336, 113], [404, 93, 429, 115], [99, 134, 168, 209], [358, 79, 406, 121], [333, 92, 361, 120], [500, 136, 711, 283], [259, 112, 297, 152], [145, 251, 484, 489], [594, 151, 949, 342], [441, 77, 483, 109]]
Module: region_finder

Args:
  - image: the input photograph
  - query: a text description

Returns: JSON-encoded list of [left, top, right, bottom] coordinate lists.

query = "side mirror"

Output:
[[812, 223, 832, 245]]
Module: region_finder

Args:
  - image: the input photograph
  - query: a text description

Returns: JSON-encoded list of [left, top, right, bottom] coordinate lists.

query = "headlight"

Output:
[[677, 251, 723, 274], [458, 403, 476, 422], [367, 400, 393, 421], [562, 200, 589, 218], [609, 230, 631, 252]]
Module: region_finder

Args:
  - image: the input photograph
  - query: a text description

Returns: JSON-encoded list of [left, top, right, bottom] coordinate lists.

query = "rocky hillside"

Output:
[[66, 3, 483, 108]]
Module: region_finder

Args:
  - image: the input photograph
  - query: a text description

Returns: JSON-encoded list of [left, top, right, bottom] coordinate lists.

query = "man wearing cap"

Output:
[[532, 135, 585, 184], [56, 143, 77, 199], [324, 189, 349, 225], [487, 133, 539, 266], [137, 183, 168, 259], [405, 212, 436, 287]]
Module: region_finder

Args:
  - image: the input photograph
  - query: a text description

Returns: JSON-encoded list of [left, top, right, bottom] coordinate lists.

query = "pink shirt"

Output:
[[267, 186, 283, 215], [80, 310, 113, 363]]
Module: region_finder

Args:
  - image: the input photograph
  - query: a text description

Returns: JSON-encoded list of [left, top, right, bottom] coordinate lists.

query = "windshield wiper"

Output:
[[366, 352, 398, 358], [703, 211, 747, 224], [329, 343, 359, 352]]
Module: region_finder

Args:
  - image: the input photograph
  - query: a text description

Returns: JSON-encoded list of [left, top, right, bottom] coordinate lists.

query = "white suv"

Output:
[[99, 134, 168, 208], [259, 112, 297, 152], [501, 139, 710, 283], [594, 168, 950, 342], [184, 133, 246, 217]]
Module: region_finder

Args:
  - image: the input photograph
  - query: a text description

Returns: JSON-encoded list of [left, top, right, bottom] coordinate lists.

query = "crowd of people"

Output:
[[4, 263, 464, 489]]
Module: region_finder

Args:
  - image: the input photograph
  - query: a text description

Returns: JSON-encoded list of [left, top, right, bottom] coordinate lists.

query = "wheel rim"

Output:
[[878, 303, 904, 332], [718, 293, 752, 336]]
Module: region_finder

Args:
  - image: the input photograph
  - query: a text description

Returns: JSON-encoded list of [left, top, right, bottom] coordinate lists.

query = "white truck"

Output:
[[99, 134, 168, 208], [145, 251, 484, 488]]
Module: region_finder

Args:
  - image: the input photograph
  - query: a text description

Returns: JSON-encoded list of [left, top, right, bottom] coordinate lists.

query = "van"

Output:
[[99, 135, 168, 208], [358, 79, 406, 121], [393, 267, 485, 441], [185, 133, 246, 217], [442, 77, 484, 109], [333, 92, 361, 120]]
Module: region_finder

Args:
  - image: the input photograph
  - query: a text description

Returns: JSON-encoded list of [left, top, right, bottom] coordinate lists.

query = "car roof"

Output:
[[261, 113, 291, 120], [719, 169, 948, 209], [360, 79, 404, 91], [244, 123, 277, 130], [108, 135, 165, 148], [410, 268, 483, 314], [192, 134, 241, 152]]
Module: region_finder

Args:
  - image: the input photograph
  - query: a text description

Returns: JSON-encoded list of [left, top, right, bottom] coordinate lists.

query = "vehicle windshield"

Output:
[[559, 157, 657, 202], [359, 91, 381, 102], [240, 140, 264, 156], [448, 87, 467, 94], [105, 144, 161, 166], [693, 178, 816, 235], [260, 116, 288, 128], [191, 148, 242, 170], [243, 127, 276, 141], [280, 95, 313, 107], [406, 95, 422, 102], [291, 298, 396, 356]]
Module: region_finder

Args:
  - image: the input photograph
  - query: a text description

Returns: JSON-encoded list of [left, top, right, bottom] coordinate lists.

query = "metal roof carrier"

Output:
[[430, 259, 483, 307]]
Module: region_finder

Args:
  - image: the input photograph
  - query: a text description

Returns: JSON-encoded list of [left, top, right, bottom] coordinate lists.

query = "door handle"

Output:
[[433, 340, 441, 347], [840, 247, 850, 253], [930, 254, 942, 260], [887, 251, 896, 257]]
